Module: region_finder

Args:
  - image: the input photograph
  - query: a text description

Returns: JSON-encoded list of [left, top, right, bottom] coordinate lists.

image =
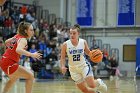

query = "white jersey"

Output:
[[66, 38, 87, 67]]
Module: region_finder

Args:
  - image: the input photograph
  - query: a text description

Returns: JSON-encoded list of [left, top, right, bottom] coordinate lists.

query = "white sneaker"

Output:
[[96, 78, 107, 93], [109, 75, 114, 81]]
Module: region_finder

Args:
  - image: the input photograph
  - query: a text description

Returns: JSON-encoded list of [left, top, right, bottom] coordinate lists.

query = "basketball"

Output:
[[89, 49, 103, 63], [0, 0, 6, 6]]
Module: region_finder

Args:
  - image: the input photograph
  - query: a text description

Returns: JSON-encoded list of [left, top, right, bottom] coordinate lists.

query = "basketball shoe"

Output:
[[96, 78, 107, 93]]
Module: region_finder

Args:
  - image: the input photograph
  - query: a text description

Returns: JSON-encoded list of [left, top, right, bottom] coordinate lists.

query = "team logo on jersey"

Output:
[[69, 48, 83, 54]]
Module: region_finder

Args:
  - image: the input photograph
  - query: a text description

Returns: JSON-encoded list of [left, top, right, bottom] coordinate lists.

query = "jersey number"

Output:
[[73, 54, 80, 61], [6, 38, 16, 50]]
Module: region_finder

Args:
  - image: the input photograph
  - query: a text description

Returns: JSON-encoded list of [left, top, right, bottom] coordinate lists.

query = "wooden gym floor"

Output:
[[0, 78, 138, 93]]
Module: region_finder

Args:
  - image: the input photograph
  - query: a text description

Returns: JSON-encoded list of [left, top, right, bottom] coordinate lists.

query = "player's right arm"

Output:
[[16, 38, 42, 59], [60, 42, 67, 75], [84, 39, 91, 56]]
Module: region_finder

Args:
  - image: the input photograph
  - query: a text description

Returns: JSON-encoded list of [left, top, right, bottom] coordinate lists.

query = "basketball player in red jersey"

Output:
[[0, 22, 42, 93]]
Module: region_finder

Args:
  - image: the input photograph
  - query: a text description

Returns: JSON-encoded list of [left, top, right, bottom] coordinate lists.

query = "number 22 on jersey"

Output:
[[73, 54, 80, 61]]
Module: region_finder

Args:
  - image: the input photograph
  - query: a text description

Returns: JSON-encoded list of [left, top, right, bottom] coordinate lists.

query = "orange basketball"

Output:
[[89, 49, 103, 63], [0, 0, 6, 6]]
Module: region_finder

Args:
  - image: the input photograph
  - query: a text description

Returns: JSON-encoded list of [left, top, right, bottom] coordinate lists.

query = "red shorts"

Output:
[[0, 56, 19, 75]]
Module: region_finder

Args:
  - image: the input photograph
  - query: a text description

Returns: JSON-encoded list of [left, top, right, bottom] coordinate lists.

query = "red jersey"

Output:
[[3, 34, 25, 62]]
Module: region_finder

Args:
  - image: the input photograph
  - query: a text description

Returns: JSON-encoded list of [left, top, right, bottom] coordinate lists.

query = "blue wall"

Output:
[[136, 38, 140, 76]]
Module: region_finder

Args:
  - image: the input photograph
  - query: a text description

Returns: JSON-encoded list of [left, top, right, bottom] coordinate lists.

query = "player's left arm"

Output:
[[16, 38, 42, 59], [84, 40, 91, 56]]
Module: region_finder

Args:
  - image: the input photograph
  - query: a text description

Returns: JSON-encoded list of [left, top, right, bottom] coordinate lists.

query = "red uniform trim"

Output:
[[0, 56, 19, 75]]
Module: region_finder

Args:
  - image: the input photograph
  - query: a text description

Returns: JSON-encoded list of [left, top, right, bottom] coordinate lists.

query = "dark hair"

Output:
[[71, 24, 81, 32], [17, 21, 31, 37], [0, 41, 2, 43]]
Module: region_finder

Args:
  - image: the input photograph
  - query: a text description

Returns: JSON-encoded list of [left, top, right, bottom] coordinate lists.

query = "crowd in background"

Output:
[[0, 0, 122, 80], [0, 0, 69, 79]]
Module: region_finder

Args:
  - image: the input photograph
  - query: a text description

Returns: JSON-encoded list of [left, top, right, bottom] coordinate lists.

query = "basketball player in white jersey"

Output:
[[60, 24, 107, 93]]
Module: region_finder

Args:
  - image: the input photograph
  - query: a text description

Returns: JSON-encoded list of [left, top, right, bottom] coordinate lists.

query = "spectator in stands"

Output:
[[20, 4, 27, 16], [49, 39, 56, 50], [3, 16, 14, 37], [3, 8, 9, 19], [25, 12, 33, 22], [102, 48, 109, 69], [46, 44, 52, 57], [38, 39, 47, 58], [108, 53, 122, 80], [11, 6, 20, 26], [29, 44, 37, 63], [4, 16, 13, 29], [57, 24, 64, 44], [49, 24, 57, 40], [38, 19, 44, 35], [38, 32, 48, 43], [24, 57, 32, 71], [47, 49, 57, 64], [28, 36, 38, 48], [0, 10, 5, 27], [64, 28, 69, 41], [0, 37, 5, 59], [90, 36, 99, 50], [32, 19, 38, 31]]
